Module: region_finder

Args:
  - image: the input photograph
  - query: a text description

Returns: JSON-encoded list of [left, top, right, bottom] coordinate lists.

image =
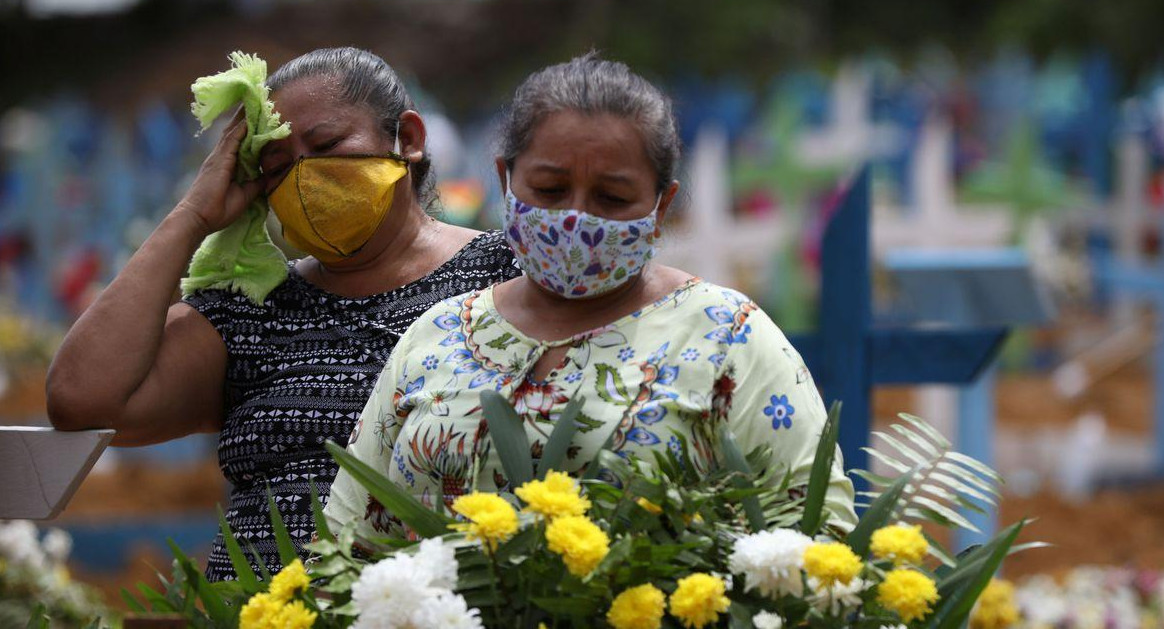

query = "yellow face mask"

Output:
[[268, 154, 409, 265]]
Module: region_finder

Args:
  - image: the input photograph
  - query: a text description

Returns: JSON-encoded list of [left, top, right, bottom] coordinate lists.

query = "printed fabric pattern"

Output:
[[503, 190, 657, 298], [325, 279, 857, 543]]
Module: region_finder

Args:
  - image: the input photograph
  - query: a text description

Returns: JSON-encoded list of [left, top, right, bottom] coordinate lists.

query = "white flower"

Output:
[[728, 528, 813, 598], [0, 520, 47, 571], [410, 591, 483, 629], [752, 611, 784, 629], [413, 537, 458, 590], [42, 528, 72, 564], [807, 575, 868, 616], [351, 539, 481, 629], [879, 625, 907, 629]]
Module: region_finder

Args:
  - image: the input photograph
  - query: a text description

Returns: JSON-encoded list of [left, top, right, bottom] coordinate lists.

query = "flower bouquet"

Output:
[[1, 520, 107, 628], [124, 396, 1033, 628]]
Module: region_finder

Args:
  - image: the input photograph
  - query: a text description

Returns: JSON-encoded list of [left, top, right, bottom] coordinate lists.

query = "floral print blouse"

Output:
[[324, 279, 857, 540]]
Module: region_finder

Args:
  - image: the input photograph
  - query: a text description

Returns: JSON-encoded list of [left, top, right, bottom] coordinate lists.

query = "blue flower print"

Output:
[[422, 354, 439, 370], [681, 348, 700, 361], [625, 427, 661, 446], [707, 353, 726, 367], [764, 394, 795, 430], [565, 371, 584, 383], [433, 313, 460, 330], [667, 436, 685, 469], [657, 365, 679, 385], [617, 347, 636, 362]]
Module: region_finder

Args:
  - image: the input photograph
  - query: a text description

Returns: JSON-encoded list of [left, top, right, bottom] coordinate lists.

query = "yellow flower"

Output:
[[269, 559, 310, 602], [607, 583, 666, 629], [636, 497, 664, 515], [240, 593, 281, 628], [878, 568, 940, 623], [545, 515, 610, 577], [450, 492, 519, 549], [240, 593, 318, 629], [516, 471, 591, 519], [971, 579, 1020, 629], [871, 523, 929, 566], [803, 542, 863, 587], [668, 573, 730, 629], [278, 600, 318, 629]]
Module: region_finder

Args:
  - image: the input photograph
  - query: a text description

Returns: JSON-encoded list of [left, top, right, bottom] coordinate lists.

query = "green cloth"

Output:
[[180, 51, 292, 304]]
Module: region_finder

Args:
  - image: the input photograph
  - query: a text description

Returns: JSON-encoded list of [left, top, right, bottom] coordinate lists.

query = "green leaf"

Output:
[[24, 603, 49, 629], [311, 477, 335, 542], [120, 588, 147, 613], [326, 440, 453, 538], [531, 596, 601, 616], [864, 447, 911, 474], [717, 426, 766, 532], [217, 506, 261, 592], [888, 422, 943, 458], [136, 582, 176, 613], [929, 521, 1025, 629], [538, 396, 583, 479], [801, 401, 841, 536], [266, 486, 300, 568], [479, 390, 534, 488], [897, 413, 951, 448], [847, 471, 912, 556], [167, 539, 233, 625], [244, 539, 272, 581], [912, 495, 980, 533], [872, 431, 931, 468]]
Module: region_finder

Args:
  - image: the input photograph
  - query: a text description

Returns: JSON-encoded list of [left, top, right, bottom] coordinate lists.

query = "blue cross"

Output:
[[787, 166, 1009, 479]]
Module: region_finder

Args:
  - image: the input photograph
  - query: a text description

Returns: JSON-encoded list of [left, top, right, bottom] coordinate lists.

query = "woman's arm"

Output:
[[721, 307, 859, 532], [46, 116, 264, 446]]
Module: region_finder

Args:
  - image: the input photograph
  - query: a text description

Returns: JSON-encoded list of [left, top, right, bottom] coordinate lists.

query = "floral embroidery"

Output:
[[764, 394, 796, 430], [682, 348, 700, 361], [617, 347, 636, 362], [422, 354, 439, 370]]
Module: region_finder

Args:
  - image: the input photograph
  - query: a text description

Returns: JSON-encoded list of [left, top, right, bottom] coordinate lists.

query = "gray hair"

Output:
[[499, 52, 681, 193], [267, 47, 436, 210]]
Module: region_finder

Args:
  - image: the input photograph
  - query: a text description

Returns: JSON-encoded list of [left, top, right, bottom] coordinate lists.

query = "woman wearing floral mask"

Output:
[[325, 53, 856, 540], [46, 48, 520, 581]]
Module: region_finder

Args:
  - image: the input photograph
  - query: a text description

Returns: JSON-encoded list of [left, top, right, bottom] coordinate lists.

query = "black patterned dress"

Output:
[[183, 230, 519, 581]]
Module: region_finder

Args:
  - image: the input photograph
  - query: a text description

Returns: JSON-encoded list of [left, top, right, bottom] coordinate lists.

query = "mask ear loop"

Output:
[[392, 118, 402, 156]]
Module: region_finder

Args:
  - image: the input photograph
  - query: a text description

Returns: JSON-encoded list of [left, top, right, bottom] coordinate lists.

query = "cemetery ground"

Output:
[[2, 311, 1160, 610]]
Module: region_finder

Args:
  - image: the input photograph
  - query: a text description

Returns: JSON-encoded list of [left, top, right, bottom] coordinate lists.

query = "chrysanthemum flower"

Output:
[[515, 471, 591, 519], [870, 523, 929, 566], [668, 573, 730, 629], [729, 528, 814, 598], [240, 592, 317, 629], [545, 515, 610, 577], [450, 493, 519, 549], [971, 579, 1020, 629], [802, 542, 863, 587], [268, 559, 310, 602], [606, 583, 666, 629], [877, 568, 940, 623], [808, 576, 869, 616]]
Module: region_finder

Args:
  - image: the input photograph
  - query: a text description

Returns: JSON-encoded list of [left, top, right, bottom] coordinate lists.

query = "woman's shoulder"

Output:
[[443, 228, 519, 273]]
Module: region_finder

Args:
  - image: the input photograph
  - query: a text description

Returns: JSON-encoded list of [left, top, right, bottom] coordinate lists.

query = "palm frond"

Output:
[[860, 413, 1003, 531]]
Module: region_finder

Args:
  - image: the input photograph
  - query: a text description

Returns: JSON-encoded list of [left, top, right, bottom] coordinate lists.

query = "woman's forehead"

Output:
[[520, 111, 652, 176]]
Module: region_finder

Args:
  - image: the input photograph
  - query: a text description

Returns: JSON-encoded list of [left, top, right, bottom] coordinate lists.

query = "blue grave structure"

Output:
[[786, 167, 1010, 550]]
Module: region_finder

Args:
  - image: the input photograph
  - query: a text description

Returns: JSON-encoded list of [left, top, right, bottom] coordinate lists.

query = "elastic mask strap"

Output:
[[393, 118, 402, 155]]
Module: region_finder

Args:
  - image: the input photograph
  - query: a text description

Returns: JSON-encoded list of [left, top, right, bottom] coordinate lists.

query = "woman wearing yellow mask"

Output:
[[46, 48, 520, 581]]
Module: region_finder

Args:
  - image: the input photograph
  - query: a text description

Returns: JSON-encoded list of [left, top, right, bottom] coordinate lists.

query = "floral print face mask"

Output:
[[503, 175, 660, 299]]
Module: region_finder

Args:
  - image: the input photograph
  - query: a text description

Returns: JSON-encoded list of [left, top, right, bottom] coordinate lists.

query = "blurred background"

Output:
[[2, 0, 1164, 624]]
